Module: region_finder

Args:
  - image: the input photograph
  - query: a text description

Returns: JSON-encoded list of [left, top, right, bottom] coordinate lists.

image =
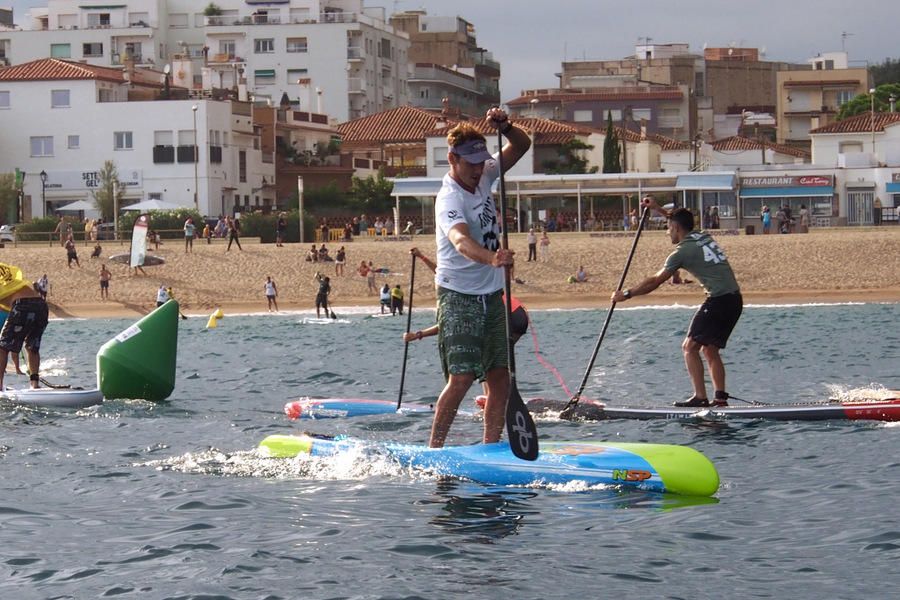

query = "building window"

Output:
[[254, 38, 275, 54], [839, 141, 863, 154], [433, 146, 448, 167], [50, 43, 71, 58], [631, 108, 652, 121], [68, 135, 80, 149], [51, 89, 70, 108], [573, 109, 593, 122], [605, 109, 622, 121], [169, 13, 188, 28], [114, 131, 133, 150], [87, 13, 111, 27], [836, 90, 855, 106], [254, 69, 276, 86], [287, 68, 308, 82], [30, 136, 54, 157], [239, 150, 247, 183], [419, 88, 429, 99], [286, 37, 308, 53], [0, 91, 9, 109], [83, 42, 103, 57]]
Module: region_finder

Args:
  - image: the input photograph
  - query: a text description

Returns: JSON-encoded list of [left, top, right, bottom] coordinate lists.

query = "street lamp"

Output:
[[192, 104, 199, 211], [869, 88, 876, 154], [39, 170, 48, 216]]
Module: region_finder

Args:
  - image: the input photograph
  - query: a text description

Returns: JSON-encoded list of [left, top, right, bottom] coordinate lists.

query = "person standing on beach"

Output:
[[264, 276, 278, 312], [429, 108, 531, 449], [390, 283, 404, 315], [156, 285, 168, 307], [99, 264, 111, 301], [226, 216, 242, 251], [526, 227, 537, 262], [64, 235, 80, 268], [36, 274, 49, 300], [276, 212, 287, 247], [539, 231, 550, 262], [335, 246, 346, 276], [0, 263, 50, 390], [611, 196, 742, 408], [184, 217, 196, 253]]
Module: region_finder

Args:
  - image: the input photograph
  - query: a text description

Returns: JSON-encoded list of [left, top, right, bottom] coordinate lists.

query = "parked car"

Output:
[[0, 224, 17, 242]]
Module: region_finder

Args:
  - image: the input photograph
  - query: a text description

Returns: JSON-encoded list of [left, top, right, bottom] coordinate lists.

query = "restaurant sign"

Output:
[[742, 175, 833, 188]]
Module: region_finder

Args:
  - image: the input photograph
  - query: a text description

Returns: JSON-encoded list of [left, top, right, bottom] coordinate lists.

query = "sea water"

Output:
[[1, 302, 898, 599]]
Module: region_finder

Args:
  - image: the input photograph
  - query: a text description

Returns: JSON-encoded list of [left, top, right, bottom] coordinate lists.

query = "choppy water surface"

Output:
[[1, 302, 898, 599]]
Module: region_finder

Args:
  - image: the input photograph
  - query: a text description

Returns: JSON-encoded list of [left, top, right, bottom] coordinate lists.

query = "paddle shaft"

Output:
[[396, 252, 417, 409], [496, 126, 539, 460], [567, 205, 651, 409]]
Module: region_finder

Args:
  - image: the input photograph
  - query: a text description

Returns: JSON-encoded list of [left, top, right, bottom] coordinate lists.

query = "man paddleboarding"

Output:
[[429, 108, 531, 447], [611, 197, 743, 408], [0, 263, 50, 390]]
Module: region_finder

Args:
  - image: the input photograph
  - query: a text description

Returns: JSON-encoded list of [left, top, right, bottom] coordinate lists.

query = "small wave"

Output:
[[823, 383, 897, 402]]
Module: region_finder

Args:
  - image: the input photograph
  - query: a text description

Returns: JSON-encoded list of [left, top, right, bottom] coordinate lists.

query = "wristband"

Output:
[[416, 331, 422, 340], [499, 120, 513, 135], [622, 289, 632, 299]]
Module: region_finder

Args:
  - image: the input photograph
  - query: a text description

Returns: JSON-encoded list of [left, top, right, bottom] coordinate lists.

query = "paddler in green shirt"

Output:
[[611, 197, 743, 408]]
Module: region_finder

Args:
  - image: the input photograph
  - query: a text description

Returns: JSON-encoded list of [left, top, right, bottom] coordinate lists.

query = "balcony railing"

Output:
[[347, 77, 366, 93], [177, 145, 198, 163], [206, 12, 366, 27], [153, 145, 175, 164], [261, 152, 274, 164], [347, 46, 363, 59]]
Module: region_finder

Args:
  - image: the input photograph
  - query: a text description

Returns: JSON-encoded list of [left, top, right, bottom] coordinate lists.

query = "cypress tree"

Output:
[[602, 111, 622, 173]]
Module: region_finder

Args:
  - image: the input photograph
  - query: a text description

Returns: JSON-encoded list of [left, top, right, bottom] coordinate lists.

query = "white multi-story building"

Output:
[[0, 58, 275, 218], [1, 0, 410, 121]]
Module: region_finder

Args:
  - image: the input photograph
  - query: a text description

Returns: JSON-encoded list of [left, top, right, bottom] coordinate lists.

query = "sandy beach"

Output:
[[3, 227, 899, 319]]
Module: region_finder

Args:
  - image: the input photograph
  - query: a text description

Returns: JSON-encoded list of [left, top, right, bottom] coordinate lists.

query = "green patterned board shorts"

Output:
[[436, 287, 508, 381]]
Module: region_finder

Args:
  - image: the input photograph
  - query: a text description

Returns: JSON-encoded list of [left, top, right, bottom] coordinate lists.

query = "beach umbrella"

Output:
[[121, 199, 184, 211], [57, 200, 97, 212]]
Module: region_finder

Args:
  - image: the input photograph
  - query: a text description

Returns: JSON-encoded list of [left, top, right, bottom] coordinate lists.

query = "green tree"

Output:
[[602, 111, 622, 173], [837, 83, 900, 120], [203, 3, 223, 17], [350, 168, 395, 214], [90, 160, 125, 221], [542, 138, 598, 174], [870, 58, 900, 87], [0, 172, 18, 224]]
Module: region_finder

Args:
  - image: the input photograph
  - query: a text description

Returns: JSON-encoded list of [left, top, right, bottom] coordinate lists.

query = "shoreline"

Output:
[[48, 288, 900, 320], [8, 228, 899, 321]]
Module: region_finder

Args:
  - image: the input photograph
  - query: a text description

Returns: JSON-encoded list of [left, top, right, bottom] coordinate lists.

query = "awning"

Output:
[[675, 174, 735, 191], [254, 69, 276, 77], [887, 183, 900, 193], [390, 178, 442, 197], [740, 186, 834, 197]]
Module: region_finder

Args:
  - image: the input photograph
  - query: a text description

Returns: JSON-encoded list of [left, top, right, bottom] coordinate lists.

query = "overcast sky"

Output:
[[7, 0, 899, 102]]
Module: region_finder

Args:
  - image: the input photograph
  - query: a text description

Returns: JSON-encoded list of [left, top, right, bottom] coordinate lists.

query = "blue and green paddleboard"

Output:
[[258, 434, 720, 497]]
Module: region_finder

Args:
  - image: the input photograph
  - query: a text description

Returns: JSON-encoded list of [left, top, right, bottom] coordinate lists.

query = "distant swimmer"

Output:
[[611, 196, 742, 408]]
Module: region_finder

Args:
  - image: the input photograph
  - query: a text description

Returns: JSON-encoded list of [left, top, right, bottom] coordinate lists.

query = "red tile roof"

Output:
[[0, 57, 163, 87], [809, 112, 900, 134], [507, 87, 684, 106], [337, 105, 460, 146], [712, 135, 810, 158], [426, 116, 593, 145]]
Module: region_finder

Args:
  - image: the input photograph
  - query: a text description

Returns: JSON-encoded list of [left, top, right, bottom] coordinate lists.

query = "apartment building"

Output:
[[0, 58, 274, 218], [390, 11, 500, 114], [0, 0, 410, 121], [776, 52, 871, 151]]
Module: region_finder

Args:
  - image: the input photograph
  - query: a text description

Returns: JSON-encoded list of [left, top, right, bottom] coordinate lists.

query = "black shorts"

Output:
[[100, 280, 109, 289], [0, 297, 49, 353], [688, 292, 742, 349], [316, 294, 328, 309]]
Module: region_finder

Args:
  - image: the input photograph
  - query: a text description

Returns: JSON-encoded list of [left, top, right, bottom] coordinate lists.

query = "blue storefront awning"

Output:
[[887, 183, 900, 193], [675, 174, 735, 191], [740, 186, 834, 197]]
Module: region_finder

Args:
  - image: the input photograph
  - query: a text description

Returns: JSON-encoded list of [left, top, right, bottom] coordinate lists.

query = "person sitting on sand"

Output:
[[90, 243, 102, 259], [306, 244, 318, 262], [575, 265, 588, 283]]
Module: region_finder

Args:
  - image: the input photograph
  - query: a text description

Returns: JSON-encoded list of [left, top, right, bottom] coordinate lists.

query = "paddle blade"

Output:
[[506, 384, 539, 460]]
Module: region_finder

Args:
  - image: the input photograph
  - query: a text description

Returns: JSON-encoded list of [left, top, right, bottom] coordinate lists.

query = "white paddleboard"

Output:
[[1, 387, 103, 409]]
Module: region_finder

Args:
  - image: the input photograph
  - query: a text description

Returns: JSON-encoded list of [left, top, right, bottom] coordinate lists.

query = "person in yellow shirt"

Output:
[[0, 263, 49, 390], [390, 284, 404, 316]]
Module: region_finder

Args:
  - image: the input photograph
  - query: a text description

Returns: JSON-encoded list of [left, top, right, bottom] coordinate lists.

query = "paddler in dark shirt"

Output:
[[314, 272, 332, 319], [611, 197, 742, 408], [0, 263, 50, 390]]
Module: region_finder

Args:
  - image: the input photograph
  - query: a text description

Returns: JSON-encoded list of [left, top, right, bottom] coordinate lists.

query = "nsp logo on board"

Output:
[[612, 469, 652, 482]]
